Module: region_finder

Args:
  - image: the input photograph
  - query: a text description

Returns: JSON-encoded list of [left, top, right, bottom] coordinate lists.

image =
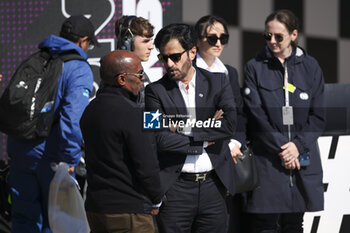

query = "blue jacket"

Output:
[[243, 45, 325, 213], [7, 35, 93, 168]]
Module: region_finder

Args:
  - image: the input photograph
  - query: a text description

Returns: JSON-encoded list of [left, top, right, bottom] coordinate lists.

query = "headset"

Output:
[[116, 16, 137, 51]]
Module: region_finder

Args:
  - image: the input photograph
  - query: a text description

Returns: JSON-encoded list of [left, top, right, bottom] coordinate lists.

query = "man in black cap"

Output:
[[60, 15, 100, 52], [7, 15, 98, 233]]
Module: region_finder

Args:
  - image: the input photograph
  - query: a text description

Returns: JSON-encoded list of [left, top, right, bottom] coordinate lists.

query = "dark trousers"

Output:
[[227, 194, 247, 233], [86, 211, 154, 233], [248, 213, 304, 233], [9, 159, 55, 233], [156, 173, 227, 233]]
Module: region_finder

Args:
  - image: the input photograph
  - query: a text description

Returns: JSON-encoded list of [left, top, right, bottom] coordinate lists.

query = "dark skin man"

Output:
[[100, 50, 145, 96], [99, 50, 160, 216]]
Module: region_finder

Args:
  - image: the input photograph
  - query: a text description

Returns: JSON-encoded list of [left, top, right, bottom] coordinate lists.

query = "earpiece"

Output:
[[116, 16, 137, 51]]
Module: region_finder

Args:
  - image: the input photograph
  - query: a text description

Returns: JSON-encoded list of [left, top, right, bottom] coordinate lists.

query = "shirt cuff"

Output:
[[203, 141, 208, 148], [152, 201, 162, 208], [228, 139, 241, 150]]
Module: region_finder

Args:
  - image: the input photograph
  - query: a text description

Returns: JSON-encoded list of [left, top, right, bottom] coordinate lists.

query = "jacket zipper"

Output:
[[284, 61, 294, 188]]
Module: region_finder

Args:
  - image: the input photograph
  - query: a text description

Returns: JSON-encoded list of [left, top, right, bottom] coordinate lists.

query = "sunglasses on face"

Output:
[[158, 50, 187, 63], [263, 32, 284, 43], [116, 70, 145, 80], [125, 70, 145, 80], [205, 34, 229, 46]]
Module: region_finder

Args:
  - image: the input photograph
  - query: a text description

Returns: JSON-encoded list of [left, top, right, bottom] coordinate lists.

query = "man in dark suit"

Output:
[[80, 50, 163, 233], [144, 23, 237, 233]]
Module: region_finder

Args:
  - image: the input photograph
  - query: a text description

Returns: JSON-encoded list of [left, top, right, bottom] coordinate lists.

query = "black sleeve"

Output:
[[192, 74, 237, 142], [226, 65, 247, 146], [124, 107, 163, 204], [243, 62, 289, 154], [292, 59, 326, 154]]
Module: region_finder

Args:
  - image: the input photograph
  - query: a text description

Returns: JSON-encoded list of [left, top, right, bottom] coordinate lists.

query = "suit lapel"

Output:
[[195, 69, 208, 121], [164, 76, 188, 116]]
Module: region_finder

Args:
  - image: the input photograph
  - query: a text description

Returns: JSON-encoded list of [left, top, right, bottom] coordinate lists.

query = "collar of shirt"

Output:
[[196, 53, 228, 75], [177, 68, 196, 93], [177, 68, 196, 125]]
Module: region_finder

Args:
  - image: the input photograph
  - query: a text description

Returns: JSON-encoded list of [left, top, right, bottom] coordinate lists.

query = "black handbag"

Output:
[[234, 144, 259, 193]]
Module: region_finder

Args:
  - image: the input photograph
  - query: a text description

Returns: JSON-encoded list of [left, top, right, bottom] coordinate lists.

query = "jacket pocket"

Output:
[[258, 77, 284, 108]]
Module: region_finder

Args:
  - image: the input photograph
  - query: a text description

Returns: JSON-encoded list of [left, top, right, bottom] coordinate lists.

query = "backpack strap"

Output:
[[59, 53, 87, 62]]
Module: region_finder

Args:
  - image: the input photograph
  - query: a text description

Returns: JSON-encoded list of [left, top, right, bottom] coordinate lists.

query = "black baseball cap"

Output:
[[60, 15, 100, 47]]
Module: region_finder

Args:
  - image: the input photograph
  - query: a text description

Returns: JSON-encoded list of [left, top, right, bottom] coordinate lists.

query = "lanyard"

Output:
[[284, 61, 289, 107], [283, 61, 293, 182], [283, 61, 292, 142]]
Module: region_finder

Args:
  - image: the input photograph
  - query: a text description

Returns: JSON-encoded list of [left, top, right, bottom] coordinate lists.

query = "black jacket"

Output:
[[243, 45, 325, 212], [145, 67, 238, 194], [80, 85, 163, 214], [224, 64, 247, 146], [192, 58, 247, 146]]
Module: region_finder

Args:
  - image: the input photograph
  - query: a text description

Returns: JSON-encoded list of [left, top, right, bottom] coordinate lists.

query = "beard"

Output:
[[166, 56, 193, 81]]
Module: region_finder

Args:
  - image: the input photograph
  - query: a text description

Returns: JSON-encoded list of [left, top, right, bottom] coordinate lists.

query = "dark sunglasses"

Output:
[[205, 34, 229, 46], [116, 70, 145, 80], [158, 50, 187, 63], [125, 70, 145, 80], [263, 32, 284, 43]]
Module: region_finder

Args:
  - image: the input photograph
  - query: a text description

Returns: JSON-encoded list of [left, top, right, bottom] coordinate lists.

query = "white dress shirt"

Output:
[[196, 53, 229, 75], [177, 69, 213, 173], [196, 54, 241, 150]]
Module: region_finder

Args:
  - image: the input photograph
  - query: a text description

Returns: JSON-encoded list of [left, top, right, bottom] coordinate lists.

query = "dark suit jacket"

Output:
[[80, 86, 163, 214], [145, 67, 237, 194], [192, 58, 247, 146], [224, 64, 247, 146]]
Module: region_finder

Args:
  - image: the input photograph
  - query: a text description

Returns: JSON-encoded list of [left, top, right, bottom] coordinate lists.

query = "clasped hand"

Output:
[[279, 142, 300, 170], [150, 207, 159, 216]]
